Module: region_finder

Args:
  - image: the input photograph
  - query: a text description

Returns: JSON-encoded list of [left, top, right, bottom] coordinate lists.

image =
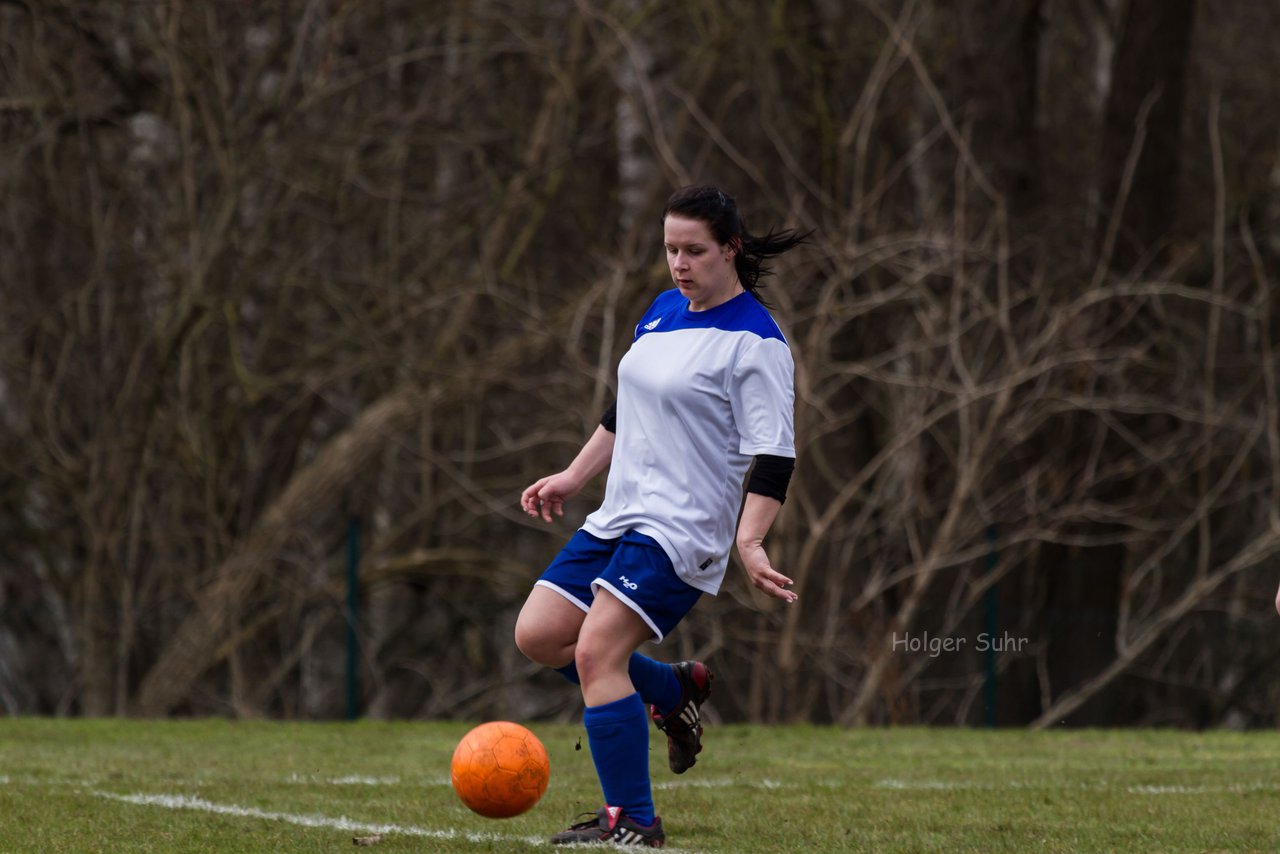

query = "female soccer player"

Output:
[[515, 185, 805, 847]]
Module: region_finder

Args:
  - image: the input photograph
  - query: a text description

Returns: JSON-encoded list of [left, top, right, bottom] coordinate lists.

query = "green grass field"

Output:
[[2, 718, 1277, 852]]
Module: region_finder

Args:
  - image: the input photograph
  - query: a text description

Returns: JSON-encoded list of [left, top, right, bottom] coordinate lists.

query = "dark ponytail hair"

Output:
[[661, 185, 809, 307]]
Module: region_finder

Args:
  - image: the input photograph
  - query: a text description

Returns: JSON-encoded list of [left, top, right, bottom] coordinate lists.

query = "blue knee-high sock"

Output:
[[583, 693, 655, 825], [557, 657, 679, 715], [626, 655, 680, 714]]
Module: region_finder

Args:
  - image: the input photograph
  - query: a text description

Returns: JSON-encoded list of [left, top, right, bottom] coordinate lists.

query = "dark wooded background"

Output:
[[3, 0, 1279, 727]]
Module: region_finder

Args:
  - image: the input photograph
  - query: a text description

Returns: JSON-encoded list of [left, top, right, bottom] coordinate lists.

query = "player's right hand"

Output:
[[520, 471, 582, 523]]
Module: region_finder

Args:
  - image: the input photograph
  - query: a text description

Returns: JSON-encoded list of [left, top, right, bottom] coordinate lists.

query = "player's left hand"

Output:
[[737, 540, 798, 603]]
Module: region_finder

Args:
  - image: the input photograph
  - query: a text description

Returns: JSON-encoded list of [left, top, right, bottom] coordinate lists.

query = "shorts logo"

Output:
[[619, 575, 639, 590]]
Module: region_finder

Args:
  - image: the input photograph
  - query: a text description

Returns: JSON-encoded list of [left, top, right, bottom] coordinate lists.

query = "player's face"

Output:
[[663, 214, 741, 312]]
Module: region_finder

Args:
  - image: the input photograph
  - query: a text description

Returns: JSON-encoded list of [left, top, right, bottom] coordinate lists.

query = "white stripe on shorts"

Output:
[[534, 579, 591, 614], [591, 578, 666, 642]]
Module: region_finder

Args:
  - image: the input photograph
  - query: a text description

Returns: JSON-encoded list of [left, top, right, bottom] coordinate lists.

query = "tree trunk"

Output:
[[1098, 0, 1196, 270]]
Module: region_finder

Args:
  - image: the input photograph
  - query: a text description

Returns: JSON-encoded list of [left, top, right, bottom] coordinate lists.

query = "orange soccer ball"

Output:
[[450, 721, 550, 818]]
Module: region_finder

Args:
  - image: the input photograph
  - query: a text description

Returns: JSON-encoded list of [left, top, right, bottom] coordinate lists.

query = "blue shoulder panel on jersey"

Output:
[[634, 289, 786, 343], [633, 289, 687, 340]]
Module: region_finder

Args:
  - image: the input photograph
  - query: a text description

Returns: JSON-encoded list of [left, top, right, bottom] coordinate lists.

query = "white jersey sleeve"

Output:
[[730, 337, 796, 458]]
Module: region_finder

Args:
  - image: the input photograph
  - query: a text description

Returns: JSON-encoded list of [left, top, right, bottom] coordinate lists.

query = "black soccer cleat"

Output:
[[650, 660, 714, 774], [549, 806, 665, 847]]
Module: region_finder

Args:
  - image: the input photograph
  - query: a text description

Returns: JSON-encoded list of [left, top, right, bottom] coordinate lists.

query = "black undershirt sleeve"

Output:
[[746, 454, 795, 503], [600, 402, 617, 433]]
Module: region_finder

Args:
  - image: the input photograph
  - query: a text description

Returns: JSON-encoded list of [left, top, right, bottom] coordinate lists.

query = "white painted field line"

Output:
[[284, 772, 404, 785], [876, 777, 1117, 792], [92, 790, 703, 852], [1128, 783, 1280, 795], [875, 778, 1280, 795], [873, 778, 1072, 791], [653, 776, 783, 790], [876, 778, 982, 790], [92, 791, 544, 845]]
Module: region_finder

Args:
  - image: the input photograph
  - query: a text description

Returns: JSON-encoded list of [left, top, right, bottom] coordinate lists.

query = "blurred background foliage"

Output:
[[2, 0, 1279, 727]]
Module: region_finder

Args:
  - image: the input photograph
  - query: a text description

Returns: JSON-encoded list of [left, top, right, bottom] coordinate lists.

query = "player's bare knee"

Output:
[[572, 635, 624, 689], [572, 640, 604, 688], [514, 621, 550, 665], [514, 617, 573, 668]]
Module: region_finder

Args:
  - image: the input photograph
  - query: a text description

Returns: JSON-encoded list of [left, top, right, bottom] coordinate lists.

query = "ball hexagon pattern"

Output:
[[450, 721, 550, 818]]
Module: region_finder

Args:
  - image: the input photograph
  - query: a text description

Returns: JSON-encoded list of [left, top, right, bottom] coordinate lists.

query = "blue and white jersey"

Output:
[[582, 288, 795, 595]]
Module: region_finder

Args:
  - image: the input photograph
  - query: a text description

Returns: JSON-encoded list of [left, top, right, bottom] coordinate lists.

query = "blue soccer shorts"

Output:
[[535, 528, 702, 642]]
